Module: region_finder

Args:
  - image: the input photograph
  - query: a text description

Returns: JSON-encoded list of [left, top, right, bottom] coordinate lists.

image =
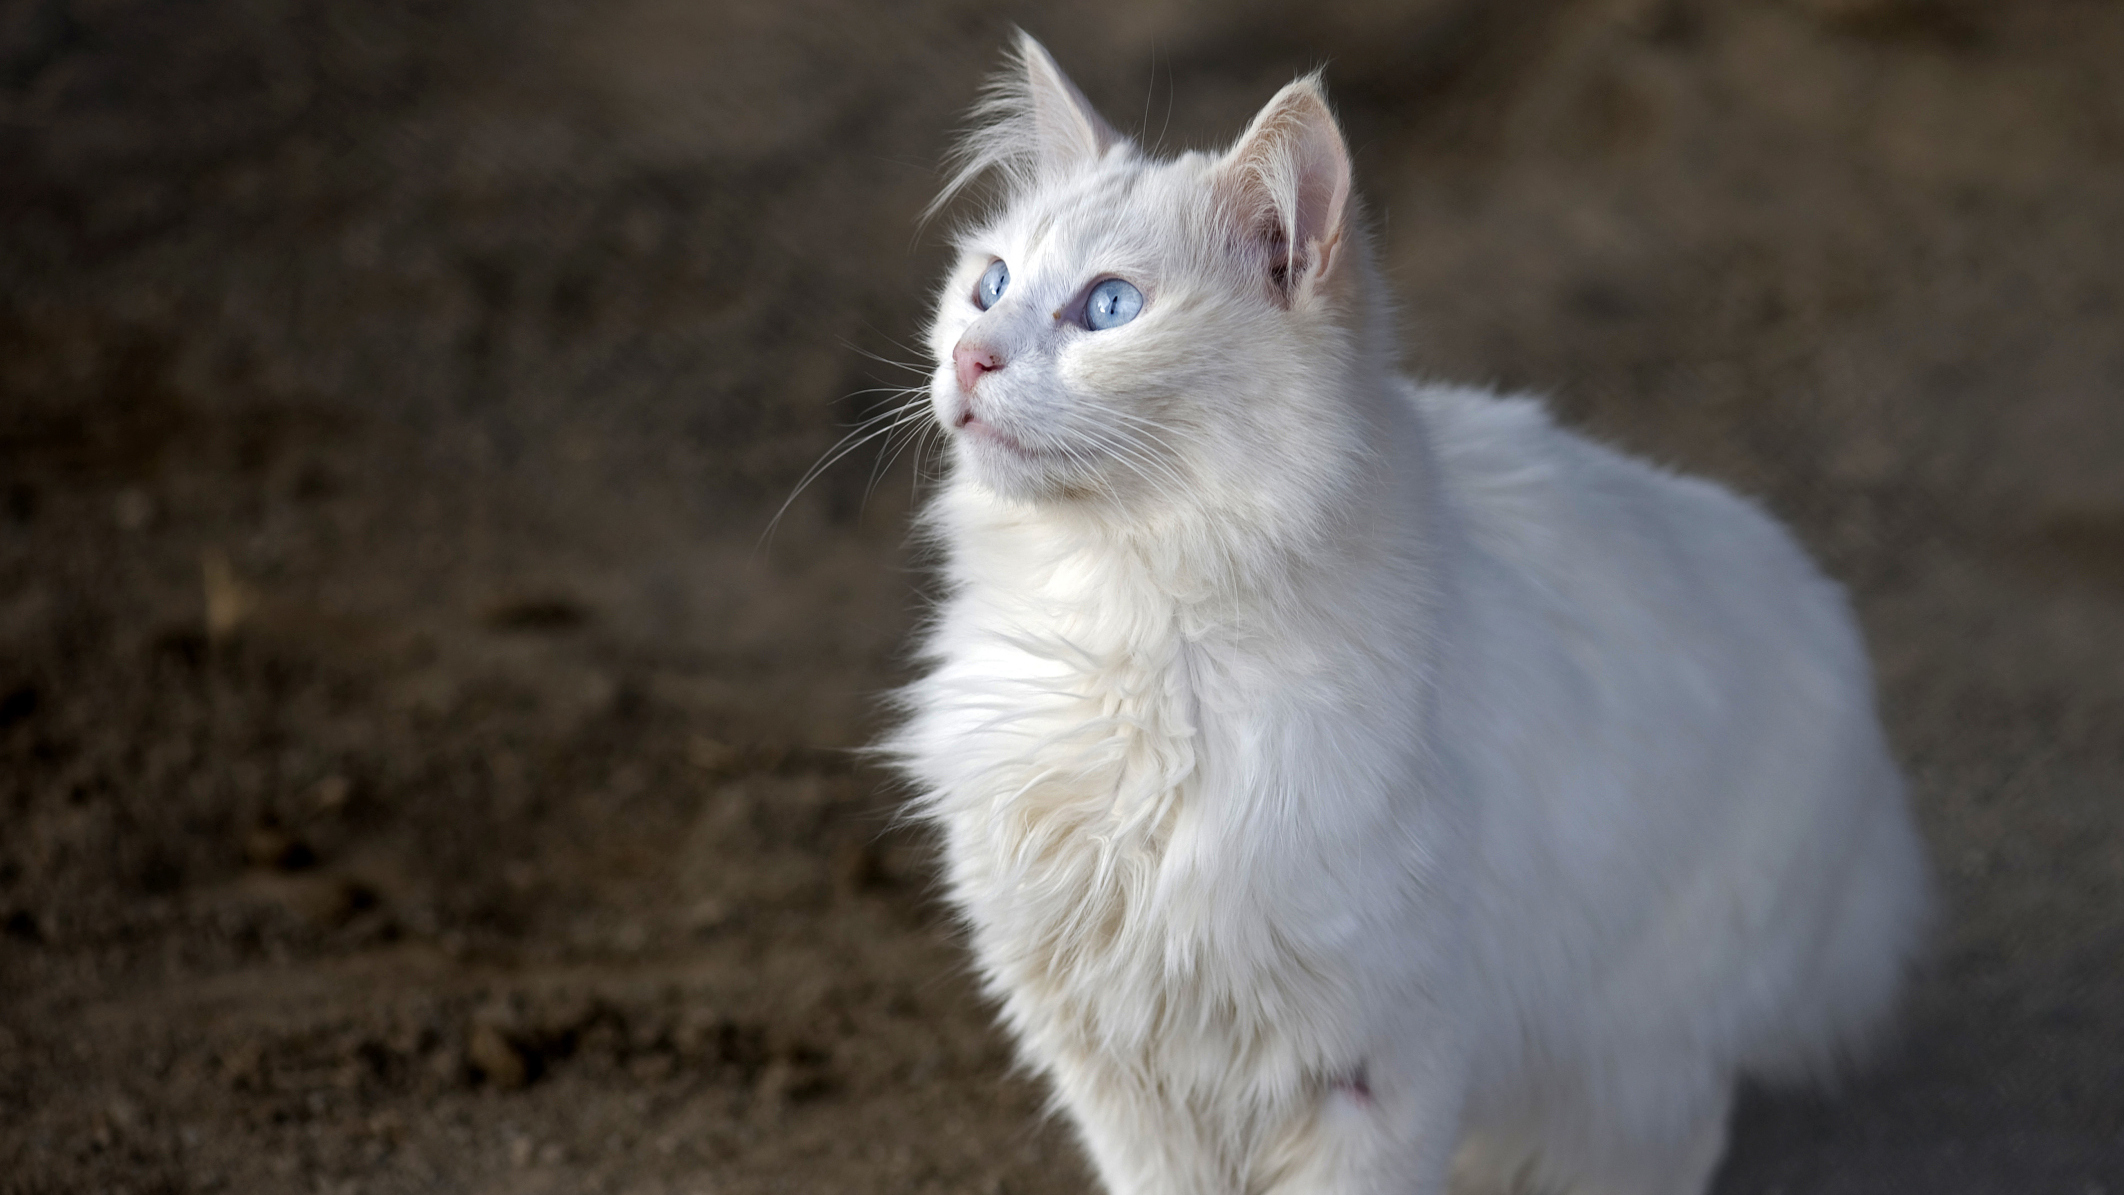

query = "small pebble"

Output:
[[466, 1023, 527, 1090]]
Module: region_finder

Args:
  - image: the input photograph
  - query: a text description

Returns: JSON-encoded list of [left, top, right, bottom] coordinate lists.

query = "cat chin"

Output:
[[957, 414, 1041, 460], [950, 435, 1067, 502], [950, 441, 1129, 510]]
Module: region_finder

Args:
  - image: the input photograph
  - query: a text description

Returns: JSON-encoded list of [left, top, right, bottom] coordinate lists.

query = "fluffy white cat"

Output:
[[887, 34, 1930, 1195]]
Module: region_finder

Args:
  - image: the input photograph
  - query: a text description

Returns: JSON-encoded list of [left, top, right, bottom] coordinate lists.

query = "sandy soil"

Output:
[[2, 1, 2120, 1192]]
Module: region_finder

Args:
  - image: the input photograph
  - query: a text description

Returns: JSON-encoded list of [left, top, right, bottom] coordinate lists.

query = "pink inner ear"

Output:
[[1291, 120, 1350, 267], [1218, 81, 1352, 296]]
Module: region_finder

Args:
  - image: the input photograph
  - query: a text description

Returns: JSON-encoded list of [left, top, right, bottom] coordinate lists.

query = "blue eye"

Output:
[[1085, 278, 1143, 330], [975, 260, 1009, 310]]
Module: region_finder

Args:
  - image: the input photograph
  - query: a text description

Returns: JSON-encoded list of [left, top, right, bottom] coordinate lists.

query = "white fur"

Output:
[[888, 34, 1929, 1195]]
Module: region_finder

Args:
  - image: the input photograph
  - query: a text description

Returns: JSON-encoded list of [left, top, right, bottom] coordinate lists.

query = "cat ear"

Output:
[[929, 33, 1126, 220], [1014, 32, 1124, 178], [1214, 76, 1352, 303]]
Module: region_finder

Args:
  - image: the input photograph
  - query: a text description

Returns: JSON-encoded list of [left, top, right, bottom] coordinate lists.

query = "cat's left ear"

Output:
[[1214, 76, 1352, 304]]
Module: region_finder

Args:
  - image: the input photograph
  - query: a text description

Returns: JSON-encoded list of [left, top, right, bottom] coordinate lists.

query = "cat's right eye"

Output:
[[975, 260, 1010, 310]]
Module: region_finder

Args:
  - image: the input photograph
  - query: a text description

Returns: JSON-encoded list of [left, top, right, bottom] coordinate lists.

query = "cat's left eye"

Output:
[[975, 260, 1009, 310], [1085, 279, 1144, 331]]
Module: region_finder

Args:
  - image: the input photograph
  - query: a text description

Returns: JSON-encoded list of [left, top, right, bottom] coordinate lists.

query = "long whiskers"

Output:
[[762, 385, 937, 548], [1066, 417, 1193, 504], [852, 325, 940, 373], [771, 359, 1212, 546], [837, 337, 935, 378], [866, 398, 946, 505]]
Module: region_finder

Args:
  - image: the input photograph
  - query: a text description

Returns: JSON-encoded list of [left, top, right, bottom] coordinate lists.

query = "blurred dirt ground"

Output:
[[2, 1, 2120, 1192]]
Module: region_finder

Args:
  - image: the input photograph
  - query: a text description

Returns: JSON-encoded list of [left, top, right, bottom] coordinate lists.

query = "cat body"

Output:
[[889, 36, 1928, 1195]]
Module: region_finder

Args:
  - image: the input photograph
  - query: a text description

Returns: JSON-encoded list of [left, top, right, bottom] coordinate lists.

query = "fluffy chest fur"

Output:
[[892, 493, 1446, 1102]]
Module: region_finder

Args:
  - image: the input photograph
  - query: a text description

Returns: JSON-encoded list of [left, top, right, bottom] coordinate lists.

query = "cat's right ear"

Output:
[[928, 33, 1125, 220], [1014, 33, 1124, 179]]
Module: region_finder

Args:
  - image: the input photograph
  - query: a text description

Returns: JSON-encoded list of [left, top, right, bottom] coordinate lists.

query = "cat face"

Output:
[[926, 36, 1367, 518]]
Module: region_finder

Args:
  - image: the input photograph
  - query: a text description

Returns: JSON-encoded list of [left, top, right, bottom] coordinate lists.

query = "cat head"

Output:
[[925, 34, 1388, 532]]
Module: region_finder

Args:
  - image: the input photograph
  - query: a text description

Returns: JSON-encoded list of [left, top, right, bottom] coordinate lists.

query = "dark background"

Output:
[[3, 1, 2120, 1191]]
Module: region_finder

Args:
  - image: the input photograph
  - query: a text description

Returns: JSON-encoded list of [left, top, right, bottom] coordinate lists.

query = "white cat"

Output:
[[887, 34, 1929, 1195]]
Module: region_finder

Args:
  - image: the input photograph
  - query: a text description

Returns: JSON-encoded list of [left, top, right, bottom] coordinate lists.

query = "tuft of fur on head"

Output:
[[925, 31, 1132, 223]]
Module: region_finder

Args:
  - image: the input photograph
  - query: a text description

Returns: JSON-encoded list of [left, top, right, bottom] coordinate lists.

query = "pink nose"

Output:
[[953, 341, 1002, 393]]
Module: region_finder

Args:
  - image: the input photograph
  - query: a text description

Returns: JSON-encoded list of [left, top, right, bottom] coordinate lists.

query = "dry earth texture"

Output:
[[3, 0, 2121, 1192]]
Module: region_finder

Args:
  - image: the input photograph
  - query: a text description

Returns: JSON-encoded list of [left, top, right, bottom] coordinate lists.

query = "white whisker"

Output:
[[761, 389, 937, 547]]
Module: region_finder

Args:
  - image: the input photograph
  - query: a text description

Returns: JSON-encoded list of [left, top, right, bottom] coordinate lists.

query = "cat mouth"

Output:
[[955, 411, 1044, 460]]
